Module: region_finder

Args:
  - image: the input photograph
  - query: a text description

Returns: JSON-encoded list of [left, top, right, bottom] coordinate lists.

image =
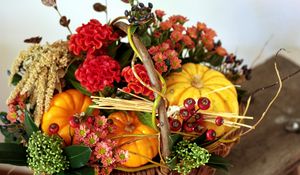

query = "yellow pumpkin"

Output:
[[108, 111, 158, 168], [41, 89, 93, 145], [166, 63, 239, 136]]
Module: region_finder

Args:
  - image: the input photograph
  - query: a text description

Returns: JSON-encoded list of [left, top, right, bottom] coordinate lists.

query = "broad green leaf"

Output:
[[206, 154, 231, 173], [166, 155, 178, 170], [64, 145, 92, 169], [129, 25, 138, 34], [56, 166, 94, 175], [24, 110, 39, 138], [136, 112, 157, 130], [0, 143, 27, 166], [140, 33, 152, 47], [69, 79, 92, 96], [11, 74, 22, 86], [84, 107, 94, 116], [169, 134, 183, 150], [65, 63, 78, 81], [107, 41, 118, 58], [119, 49, 133, 68], [193, 130, 207, 145]]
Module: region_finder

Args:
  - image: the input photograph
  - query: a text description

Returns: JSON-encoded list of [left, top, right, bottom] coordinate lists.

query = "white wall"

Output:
[[1, 0, 300, 111]]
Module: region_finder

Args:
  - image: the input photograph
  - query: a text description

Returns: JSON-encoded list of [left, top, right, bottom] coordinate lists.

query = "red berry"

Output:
[[194, 113, 204, 123], [169, 119, 182, 131], [48, 123, 59, 134], [69, 117, 80, 128], [183, 98, 196, 110], [197, 97, 211, 110], [206, 129, 216, 141], [179, 108, 191, 121], [86, 116, 94, 124], [183, 122, 195, 132], [215, 116, 224, 126]]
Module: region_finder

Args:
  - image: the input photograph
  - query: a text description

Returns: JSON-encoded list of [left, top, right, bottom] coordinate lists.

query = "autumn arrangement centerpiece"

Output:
[[0, 1, 279, 175]]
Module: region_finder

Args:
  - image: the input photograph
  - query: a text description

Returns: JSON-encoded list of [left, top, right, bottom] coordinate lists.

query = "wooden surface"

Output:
[[218, 57, 300, 175]]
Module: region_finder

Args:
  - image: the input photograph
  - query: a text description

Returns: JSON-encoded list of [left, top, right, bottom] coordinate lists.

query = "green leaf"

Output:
[[107, 41, 118, 58], [119, 49, 133, 68], [206, 154, 231, 173], [56, 166, 94, 175], [209, 54, 224, 66], [0, 143, 27, 166], [66, 63, 79, 81], [130, 25, 138, 34], [169, 134, 183, 150], [0, 112, 10, 124], [140, 33, 152, 47], [24, 110, 39, 138], [84, 107, 94, 116], [136, 112, 157, 130], [69, 79, 92, 96], [64, 145, 92, 169], [166, 155, 178, 170], [11, 74, 22, 86], [193, 130, 207, 145]]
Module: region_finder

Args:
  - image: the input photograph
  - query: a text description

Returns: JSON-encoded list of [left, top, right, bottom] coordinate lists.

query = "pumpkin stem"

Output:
[[191, 75, 203, 89]]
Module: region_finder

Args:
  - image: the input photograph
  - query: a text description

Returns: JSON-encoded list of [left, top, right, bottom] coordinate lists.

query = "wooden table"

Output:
[[219, 57, 300, 175]]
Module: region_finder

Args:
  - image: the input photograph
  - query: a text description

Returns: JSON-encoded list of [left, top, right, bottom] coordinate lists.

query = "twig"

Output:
[[53, 5, 72, 34], [250, 49, 300, 96], [251, 35, 273, 68]]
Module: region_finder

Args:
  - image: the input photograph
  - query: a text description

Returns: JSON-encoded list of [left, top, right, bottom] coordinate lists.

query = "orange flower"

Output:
[[169, 15, 188, 24], [182, 35, 195, 48], [160, 21, 173, 30], [215, 47, 227, 57], [155, 10, 166, 19], [187, 26, 198, 39], [196, 22, 207, 31], [171, 30, 183, 42]]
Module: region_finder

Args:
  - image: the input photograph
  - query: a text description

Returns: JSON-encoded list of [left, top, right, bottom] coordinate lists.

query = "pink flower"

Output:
[[155, 61, 168, 74], [197, 22, 207, 31], [94, 141, 113, 159], [153, 52, 167, 62], [148, 46, 159, 55], [94, 115, 107, 128], [114, 149, 129, 164], [75, 55, 121, 93], [84, 133, 99, 147], [170, 56, 182, 70], [155, 10, 166, 19], [164, 50, 178, 59]]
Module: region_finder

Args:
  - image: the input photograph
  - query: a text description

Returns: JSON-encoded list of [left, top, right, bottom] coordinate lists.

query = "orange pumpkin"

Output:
[[108, 111, 158, 168], [41, 89, 93, 145], [166, 63, 239, 136]]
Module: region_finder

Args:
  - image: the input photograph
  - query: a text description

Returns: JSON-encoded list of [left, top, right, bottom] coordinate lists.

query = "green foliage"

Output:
[[136, 112, 157, 130], [0, 143, 27, 166], [24, 110, 39, 139], [166, 140, 211, 175], [11, 73, 22, 86], [56, 166, 94, 175], [27, 131, 69, 175], [64, 145, 92, 169]]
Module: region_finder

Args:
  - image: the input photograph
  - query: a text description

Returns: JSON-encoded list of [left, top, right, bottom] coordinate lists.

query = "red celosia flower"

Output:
[[155, 10, 166, 19], [75, 55, 121, 92], [121, 64, 154, 100], [69, 19, 119, 55]]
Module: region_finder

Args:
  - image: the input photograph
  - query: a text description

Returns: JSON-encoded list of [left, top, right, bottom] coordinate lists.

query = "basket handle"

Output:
[[113, 21, 171, 159]]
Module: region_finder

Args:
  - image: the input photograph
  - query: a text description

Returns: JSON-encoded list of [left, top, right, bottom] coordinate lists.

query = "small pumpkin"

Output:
[[41, 89, 93, 145], [166, 63, 239, 136], [108, 111, 158, 168]]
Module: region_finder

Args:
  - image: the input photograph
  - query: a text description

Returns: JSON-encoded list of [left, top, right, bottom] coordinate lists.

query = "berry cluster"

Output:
[[224, 54, 252, 80], [125, 2, 154, 25], [168, 97, 224, 141]]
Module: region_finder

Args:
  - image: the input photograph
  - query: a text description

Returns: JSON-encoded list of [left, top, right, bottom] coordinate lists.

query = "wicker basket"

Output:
[[111, 21, 242, 175]]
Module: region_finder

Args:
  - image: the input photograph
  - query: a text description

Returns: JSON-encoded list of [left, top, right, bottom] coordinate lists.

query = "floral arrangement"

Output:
[[0, 1, 280, 175]]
